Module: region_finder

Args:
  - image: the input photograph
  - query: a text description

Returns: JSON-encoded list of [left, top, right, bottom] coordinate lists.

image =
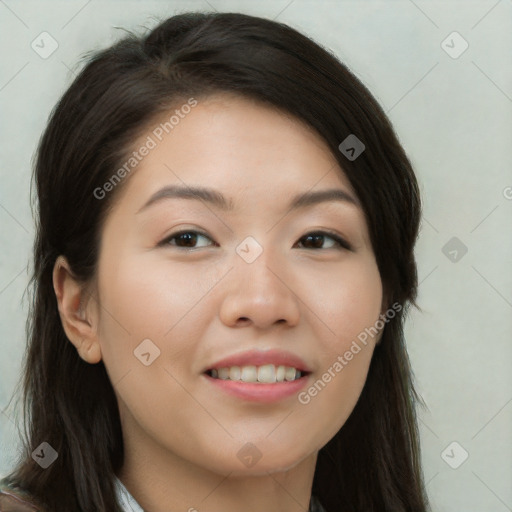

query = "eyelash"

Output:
[[158, 229, 352, 251]]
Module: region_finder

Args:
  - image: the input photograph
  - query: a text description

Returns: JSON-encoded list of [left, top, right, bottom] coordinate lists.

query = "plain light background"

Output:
[[1, 1, 511, 511]]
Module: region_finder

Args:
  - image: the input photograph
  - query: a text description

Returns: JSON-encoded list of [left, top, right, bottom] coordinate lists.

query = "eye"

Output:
[[295, 231, 352, 251], [159, 230, 216, 249], [158, 229, 351, 251]]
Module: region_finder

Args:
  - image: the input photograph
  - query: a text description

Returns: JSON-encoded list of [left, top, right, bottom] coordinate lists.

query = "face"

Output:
[[86, 94, 383, 476]]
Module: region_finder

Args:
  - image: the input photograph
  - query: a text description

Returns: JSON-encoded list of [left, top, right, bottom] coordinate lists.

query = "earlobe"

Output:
[[52, 255, 102, 364]]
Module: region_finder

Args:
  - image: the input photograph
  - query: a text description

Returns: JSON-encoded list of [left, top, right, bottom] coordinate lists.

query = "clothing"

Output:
[[0, 476, 327, 512], [115, 476, 328, 512], [115, 476, 142, 512], [0, 477, 43, 511]]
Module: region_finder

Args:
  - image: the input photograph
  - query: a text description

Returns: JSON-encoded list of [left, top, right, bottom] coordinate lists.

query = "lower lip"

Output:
[[203, 373, 310, 403]]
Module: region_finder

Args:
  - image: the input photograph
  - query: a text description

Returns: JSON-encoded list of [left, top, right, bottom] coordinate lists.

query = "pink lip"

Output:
[[203, 373, 311, 403], [205, 349, 311, 373]]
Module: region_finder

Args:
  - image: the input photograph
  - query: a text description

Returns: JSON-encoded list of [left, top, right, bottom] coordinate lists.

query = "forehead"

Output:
[[111, 94, 357, 213]]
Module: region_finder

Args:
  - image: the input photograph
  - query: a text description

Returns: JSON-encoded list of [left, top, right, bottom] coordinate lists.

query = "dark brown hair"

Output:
[[3, 11, 429, 512]]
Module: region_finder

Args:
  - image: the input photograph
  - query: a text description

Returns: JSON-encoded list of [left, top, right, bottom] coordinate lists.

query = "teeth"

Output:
[[257, 364, 275, 383], [241, 366, 257, 382], [218, 367, 229, 380], [285, 367, 297, 381], [229, 366, 241, 380], [209, 364, 304, 383]]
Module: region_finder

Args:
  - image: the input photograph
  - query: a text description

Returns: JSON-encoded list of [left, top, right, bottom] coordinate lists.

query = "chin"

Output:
[[227, 463, 301, 478], [219, 448, 311, 477]]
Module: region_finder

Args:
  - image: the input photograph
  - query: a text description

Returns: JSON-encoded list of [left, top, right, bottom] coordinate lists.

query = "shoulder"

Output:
[[0, 477, 46, 511]]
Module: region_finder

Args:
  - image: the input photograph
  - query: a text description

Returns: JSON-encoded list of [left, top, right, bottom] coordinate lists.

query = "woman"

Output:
[[1, 11, 429, 512]]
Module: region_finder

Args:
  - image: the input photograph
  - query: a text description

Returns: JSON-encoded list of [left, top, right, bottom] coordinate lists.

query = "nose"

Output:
[[218, 246, 301, 330]]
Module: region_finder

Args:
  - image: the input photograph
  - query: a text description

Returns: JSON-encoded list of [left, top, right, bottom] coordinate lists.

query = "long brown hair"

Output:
[[3, 11, 429, 511]]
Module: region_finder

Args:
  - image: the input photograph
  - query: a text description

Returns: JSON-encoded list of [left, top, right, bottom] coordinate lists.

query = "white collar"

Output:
[[114, 476, 144, 512], [114, 476, 325, 512]]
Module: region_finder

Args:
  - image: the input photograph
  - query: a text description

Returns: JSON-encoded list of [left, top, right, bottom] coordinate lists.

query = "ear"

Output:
[[52, 255, 102, 364]]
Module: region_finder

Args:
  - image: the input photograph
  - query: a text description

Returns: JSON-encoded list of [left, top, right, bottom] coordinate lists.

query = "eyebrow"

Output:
[[136, 184, 359, 214]]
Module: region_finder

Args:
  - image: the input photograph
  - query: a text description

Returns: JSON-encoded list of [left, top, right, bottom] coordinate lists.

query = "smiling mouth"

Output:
[[205, 364, 310, 383]]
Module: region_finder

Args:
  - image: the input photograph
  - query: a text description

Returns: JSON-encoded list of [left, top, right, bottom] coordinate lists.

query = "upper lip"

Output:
[[205, 349, 312, 373]]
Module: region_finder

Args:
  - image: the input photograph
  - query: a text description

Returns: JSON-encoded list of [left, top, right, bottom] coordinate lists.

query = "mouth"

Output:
[[204, 364, 311, 383], [202, 349, 312, 402], [203, 367, 311, 403]]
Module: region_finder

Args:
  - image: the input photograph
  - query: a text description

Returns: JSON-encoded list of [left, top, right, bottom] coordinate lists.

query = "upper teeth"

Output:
[[210, 365, 303, 383]]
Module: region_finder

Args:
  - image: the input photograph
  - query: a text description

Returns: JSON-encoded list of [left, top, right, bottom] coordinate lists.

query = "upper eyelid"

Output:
[[161, 229, 351, 249], [160, 229, 213, 245]]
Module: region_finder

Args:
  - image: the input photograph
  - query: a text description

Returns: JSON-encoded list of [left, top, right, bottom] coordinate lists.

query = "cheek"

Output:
[[94, 253, 215, 434], [295, 253, 383, 345], [94, 250, 214, 388], [293, 255, 382, 436], [297, 349, 374, 455], [97, 250, 213, 338]]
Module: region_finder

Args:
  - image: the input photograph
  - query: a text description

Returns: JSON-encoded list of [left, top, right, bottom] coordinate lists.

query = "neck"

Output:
[[116, 423, 317, 512]]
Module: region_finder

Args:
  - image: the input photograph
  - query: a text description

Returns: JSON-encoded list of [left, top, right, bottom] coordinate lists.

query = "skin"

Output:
[[53, 93, 384, 512]]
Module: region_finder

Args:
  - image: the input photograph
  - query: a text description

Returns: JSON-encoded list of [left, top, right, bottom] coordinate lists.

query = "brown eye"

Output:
[[296, 231, 351, 250], [158, 230, 351, 251], [160, 230, 215, 249]]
